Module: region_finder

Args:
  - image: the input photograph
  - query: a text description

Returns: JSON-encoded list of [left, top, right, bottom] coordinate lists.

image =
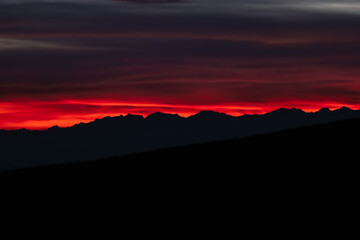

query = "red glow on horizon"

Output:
[[0, 99, 358, 130]]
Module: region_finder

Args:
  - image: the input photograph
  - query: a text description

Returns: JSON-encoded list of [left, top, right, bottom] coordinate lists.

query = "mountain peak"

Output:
[[337, 106, 353, 112], [266, 108, 305, 117], [289, 107, 305, 112], [318, 107, 331, 113], [191, 111, 232, 119], [125, 114, 144, 120], [48, 125, 61, 131], [146, 112, 181, 120]]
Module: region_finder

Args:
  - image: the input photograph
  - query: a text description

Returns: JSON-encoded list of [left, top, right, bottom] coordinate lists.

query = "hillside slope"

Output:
[[2, 118, 359, 181]]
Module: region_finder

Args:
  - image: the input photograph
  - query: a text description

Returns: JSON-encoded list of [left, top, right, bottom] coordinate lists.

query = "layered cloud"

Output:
[[1, 0, 360, 129], [114, 0, 186, 3]]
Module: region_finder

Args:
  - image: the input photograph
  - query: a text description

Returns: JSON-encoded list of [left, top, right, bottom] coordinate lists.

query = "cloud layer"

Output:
[[1, 0, 360, 129]]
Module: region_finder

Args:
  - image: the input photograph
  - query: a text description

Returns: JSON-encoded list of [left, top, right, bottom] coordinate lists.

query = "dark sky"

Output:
[[1, 0, 360, 129]]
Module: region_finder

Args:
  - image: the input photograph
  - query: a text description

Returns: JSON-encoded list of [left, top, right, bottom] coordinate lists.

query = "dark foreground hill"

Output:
[[2, 118, 359, 181], [2, 118, 358, 233], [1, 107, 360, 171]]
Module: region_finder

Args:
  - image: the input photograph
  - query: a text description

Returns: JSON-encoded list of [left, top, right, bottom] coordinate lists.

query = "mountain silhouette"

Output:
[[264, 107, 306, 118], [146, 112, 184, 124], [189, 110, 233, 120], [1, 107, 360, 171]]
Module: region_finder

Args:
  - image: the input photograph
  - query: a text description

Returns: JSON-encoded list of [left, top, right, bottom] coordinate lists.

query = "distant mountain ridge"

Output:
[[1, 107, 357, 132], [1, 107, 360, 171]]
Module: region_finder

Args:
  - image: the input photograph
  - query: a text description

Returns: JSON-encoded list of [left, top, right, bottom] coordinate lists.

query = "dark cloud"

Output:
[[113, 0, 186, 4], [1, 0, 360, 128]]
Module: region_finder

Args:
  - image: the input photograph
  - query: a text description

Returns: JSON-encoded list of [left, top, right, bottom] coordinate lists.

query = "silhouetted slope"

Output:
[[2, 118, 358, 233], [1, 107, 360, 171], [2, 118, 359, 180]]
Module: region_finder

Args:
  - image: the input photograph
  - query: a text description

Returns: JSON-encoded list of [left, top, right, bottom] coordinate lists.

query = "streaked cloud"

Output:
[[1, 0, 360, 129], [0, 38, 88, 50]]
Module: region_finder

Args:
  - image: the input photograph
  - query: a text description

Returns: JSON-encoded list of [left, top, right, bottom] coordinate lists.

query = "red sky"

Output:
[[1, 0, 360, 129], [0, 99, 356, 130]]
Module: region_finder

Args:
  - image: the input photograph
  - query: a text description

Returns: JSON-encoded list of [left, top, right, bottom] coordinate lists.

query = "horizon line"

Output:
[[1, 105, 357, 131]]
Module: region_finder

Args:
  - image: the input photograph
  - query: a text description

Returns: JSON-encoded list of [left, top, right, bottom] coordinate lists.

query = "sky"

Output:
[[1, 0, 360, 129]]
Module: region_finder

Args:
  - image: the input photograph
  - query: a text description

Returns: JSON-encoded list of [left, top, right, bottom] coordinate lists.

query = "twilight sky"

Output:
[[1, 0, 360, 129]]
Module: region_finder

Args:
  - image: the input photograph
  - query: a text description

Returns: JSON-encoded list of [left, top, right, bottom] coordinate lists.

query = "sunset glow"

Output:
[[0, 99, 357, 130], [1, 0, 360, 130]]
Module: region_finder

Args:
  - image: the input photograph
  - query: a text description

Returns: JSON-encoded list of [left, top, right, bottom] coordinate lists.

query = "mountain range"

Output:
[[0, 107, 359, 171]]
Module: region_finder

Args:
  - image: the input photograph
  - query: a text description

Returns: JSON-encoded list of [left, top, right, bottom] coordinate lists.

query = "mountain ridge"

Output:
[[1, 106, 360, 171], [7, 106, 358, 132], [0, 107, 357, 132]]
